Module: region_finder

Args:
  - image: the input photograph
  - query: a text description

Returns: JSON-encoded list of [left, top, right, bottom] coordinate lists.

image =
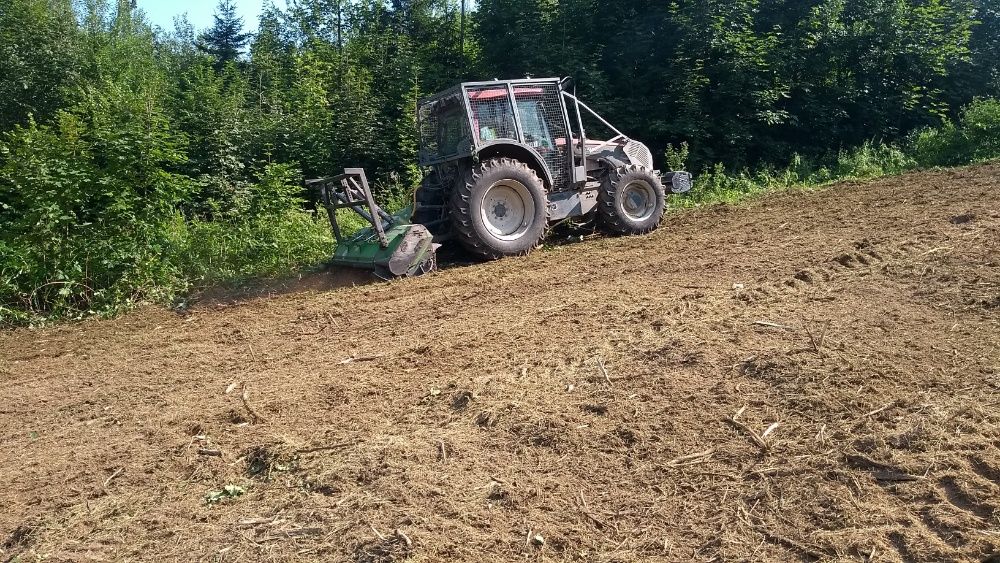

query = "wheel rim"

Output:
[[620, 180, 657, 221], [481, 180, 536, 241]]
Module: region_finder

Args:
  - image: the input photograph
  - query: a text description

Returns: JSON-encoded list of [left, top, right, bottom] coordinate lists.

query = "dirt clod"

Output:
[[3, 522, 35, 550]]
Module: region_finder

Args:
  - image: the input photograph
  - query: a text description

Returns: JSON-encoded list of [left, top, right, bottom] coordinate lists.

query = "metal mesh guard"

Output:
[[421, 82, 571, 191], [419, 90, 469, 164], [467, 86, 518, 142], [624, 140, 654, 170], [512, 84, 568, 191]]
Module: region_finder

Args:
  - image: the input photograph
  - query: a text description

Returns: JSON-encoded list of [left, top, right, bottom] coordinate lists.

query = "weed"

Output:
[[204, 484, 246, 504]]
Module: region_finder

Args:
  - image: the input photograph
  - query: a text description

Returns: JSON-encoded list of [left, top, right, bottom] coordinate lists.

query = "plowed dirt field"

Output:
[[2, 165, 999, 562]]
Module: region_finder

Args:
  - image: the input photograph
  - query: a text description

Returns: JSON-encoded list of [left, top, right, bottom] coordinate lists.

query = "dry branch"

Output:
[[597, 357, 612, 386], [752, 320, 794, 330], [280, 527, 323, 537], [921, 246, 951, 256], [241, 383, 267, 423], [756, 527, 828, 560], [258, 527, 324, 541], [726, 407, 770, 451], [727, 418, 769, 450], [103, 467, 125, 488], [803, 319, 831, 357], [295, 440, 360, 455], [369, 523, 387, 541], [665, 448, 716, 467], [861, 402, 894, 418], [237, 517, 280, 527], [576, 492, 606, 529], [872, 470, 921, 482], [339, 355, 381, 365]]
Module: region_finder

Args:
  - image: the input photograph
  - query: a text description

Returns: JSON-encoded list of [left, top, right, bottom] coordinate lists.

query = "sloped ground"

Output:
[[1, 165, 998, 563]]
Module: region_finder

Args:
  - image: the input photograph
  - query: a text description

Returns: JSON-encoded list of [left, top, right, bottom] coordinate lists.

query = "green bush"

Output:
[[911, 98, 1000, 167], [681, 98, 1000, 210], [910, 122, 965, 167], [962, 98, 1000, 160], [166, 164, 333, 286], [0, 120, 333, 324], [0, 106, 193, 320]]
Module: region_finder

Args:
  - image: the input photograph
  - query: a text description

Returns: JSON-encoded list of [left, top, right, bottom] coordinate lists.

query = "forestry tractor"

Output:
[[306, 77, 691, 277]]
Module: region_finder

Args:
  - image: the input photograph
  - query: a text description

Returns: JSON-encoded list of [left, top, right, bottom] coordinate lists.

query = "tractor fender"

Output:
[[476, 142, 554, 190], [597, 155, 628, 172]]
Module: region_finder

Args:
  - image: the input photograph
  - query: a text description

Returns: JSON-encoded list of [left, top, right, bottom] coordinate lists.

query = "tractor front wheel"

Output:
[[597, 165, 666, 235], [450, 158, 548, 259]]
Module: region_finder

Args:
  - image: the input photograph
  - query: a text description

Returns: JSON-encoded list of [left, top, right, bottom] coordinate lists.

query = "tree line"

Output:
[[0, 0, 997, 321]]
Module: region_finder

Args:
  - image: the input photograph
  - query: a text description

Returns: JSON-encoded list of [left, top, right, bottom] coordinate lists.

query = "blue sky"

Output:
[[138, 0, 285, 33], [138, 0, 477, 33]]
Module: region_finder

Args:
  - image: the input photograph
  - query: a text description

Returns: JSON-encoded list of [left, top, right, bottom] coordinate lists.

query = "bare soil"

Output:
[[1, 165, 999, 562]]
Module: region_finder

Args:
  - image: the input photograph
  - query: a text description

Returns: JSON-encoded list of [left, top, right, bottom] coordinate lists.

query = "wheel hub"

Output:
[[620, 180, 656, 221], [481, 180, 535, 241]]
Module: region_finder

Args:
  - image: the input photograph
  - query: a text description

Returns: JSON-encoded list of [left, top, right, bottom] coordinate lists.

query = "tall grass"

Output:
[[166, 211, 334, 289], [676, 143, 916, 207], [675, 97, 1000, 207]]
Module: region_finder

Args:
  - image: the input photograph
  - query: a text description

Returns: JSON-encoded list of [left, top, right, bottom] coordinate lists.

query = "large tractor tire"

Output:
[[449, 157, 548, 259], [597, 165, 667, 235]]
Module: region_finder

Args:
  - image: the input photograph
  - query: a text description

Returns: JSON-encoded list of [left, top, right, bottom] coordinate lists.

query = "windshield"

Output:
[[470, 98, 517, 142], [517, 100, 554, 151]]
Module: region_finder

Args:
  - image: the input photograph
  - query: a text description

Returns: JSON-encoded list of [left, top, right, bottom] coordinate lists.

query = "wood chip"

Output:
[[665, 448, 716, 467], [103, 467, 125, 488], [752, 320, 794, 330]]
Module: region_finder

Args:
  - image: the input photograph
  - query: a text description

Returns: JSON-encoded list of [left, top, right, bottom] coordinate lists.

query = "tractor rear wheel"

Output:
[[597, 165, 666, 235], [449, 158, 548, 259]]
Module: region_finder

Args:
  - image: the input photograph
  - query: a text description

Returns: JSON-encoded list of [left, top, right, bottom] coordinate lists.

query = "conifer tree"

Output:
[[198, 0, 251, 67]]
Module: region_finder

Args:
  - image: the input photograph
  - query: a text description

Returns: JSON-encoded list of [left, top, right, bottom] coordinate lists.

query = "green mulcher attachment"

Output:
[[307, 169, 438, 278]]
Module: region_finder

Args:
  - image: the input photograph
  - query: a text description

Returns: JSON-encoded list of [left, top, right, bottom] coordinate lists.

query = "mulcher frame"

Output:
[[307, 170, 437, 278]]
